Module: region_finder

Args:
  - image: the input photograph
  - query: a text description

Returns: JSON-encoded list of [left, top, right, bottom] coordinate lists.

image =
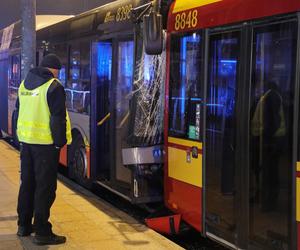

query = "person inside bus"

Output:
[[15, 54, 72, 245], [251, 80, 286, 212]]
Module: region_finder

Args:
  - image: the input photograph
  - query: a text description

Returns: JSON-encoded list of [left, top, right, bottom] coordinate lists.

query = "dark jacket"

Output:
[[15, 67, 67, 147], [263, 89, 282, 140]]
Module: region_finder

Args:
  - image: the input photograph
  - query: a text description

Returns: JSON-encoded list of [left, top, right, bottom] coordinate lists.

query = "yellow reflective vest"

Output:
[[17, 78, 72, 145], [251, 89, 286, 137]]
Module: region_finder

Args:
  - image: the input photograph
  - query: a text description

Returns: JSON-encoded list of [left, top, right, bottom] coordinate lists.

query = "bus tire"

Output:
[[68, 133, 92, 189]]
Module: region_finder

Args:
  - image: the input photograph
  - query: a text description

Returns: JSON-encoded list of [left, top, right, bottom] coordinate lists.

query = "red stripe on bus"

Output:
[[296, 172, 300, 178], [168, 142, 203, 154], [298, 222, 300, 250]]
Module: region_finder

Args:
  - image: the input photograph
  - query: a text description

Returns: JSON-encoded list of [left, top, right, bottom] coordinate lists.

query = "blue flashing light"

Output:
[[206, 103, 224, 107], [171, 97, 202, 101], [191, 97, 202, 101], [220, 59, 237, 64]]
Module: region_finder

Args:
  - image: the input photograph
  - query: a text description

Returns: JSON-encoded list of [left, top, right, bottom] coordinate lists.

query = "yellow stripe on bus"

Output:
[[297, 173, 300, 222], [168, 137, 202, 187], [168, 137, 202, 149], [297, 162, 300, 172], [172, 0, 222, 13], [297, 162, 300, 221], [168, 146, 202, 187]]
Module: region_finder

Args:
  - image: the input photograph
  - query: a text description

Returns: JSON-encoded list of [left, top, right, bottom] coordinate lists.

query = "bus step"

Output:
[[145, 214, 181, 235]]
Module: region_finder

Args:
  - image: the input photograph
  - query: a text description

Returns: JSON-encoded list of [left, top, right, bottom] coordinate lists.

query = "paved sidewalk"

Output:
[[0, 140, 182, 250]]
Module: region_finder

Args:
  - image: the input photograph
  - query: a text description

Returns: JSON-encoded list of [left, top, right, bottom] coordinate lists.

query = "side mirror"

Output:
[[143, 11, 163, 55]]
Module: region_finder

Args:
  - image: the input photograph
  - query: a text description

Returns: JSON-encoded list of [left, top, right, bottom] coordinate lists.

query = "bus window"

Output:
[[67, 41, 91, 114], [8, 54, 20, 134], [206, 38, 238, 134], [10, 55, 20, 86], [128, 38, 166, 146], [205, 32, 240, 243], [92, 41, 112, 181], [116, 41, 134, 127], [115, 40, 134, 184], [52, 44, 68, 86], [69, 44, 80, 89], [168, 33, 202, 140]]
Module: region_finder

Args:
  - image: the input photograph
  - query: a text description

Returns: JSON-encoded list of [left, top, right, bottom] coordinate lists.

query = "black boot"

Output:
[[17, 226, 34, 237], [33, 233, 66, 245]]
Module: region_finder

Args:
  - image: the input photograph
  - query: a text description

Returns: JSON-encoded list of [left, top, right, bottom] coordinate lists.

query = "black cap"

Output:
[[40, 53, 62, 70]]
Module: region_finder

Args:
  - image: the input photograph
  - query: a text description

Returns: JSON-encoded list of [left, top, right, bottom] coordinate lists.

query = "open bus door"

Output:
[[165, 32, 204, 231], [91, 34, 165, 203], [91, 38, 135, 199], [91, 40, 112, 182]]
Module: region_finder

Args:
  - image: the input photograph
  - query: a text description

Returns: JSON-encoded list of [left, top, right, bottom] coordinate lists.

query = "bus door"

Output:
[[248, 20, 297, 250], [166, 32, 203, 231], [0, 56, 9, 133], [91, 39, 134, 193], [91, 40, 113, 181], [113, 39, 134, 189], [8, 54, 21, 138], [205, 30, 241, 247]]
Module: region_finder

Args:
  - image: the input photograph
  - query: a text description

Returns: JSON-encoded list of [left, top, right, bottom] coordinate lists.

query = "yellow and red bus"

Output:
[[164, 0, 300, 249]]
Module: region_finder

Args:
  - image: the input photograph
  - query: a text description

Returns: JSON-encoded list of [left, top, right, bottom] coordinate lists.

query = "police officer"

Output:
[[16, 53, 72, 245]]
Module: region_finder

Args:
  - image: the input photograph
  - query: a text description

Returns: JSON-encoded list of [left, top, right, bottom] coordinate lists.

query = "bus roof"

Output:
[[168, 0, 300, 32], [36, 0, 150, 43], [172, 0, 221, 13], [0, 15, 73, 34], [0, 15, 73, 51], [36, 15, 74, 30]]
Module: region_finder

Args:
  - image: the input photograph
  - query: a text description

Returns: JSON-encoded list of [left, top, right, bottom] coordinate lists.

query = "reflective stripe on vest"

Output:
[[17, 78, 72, 145], [66, 110, 72, 145]]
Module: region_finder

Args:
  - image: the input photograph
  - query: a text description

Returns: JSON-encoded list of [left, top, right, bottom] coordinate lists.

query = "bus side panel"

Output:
[[168, 0, 300, 32], [166, 138, 203, 232], [59, 145, 67, 166], [86, 146, 90, 178], [163, 32, 202, 232], [297, 162, 300, 250], [298, 222, 300, 250], [7, 92, 16, 136], [166, 178, 202, 232], [0, 58, 8, 133]]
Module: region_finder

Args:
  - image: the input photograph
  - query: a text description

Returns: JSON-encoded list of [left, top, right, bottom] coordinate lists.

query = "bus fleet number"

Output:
[[116, 4, 132, 22], [175, 10, 198, 31]]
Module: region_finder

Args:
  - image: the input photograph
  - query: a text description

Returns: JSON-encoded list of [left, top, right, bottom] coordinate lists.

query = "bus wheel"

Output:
[[68, 134, 91, 189]]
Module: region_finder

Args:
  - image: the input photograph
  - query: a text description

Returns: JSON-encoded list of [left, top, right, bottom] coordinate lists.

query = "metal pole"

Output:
[[21, 0, 36, 80]]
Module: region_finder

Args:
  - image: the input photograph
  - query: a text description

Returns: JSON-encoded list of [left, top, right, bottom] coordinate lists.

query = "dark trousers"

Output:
[[261, 139, 281, 210], [17, 143, 60, 236]]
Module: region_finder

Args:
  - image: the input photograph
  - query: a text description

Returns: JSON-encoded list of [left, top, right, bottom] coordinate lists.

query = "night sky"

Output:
[[0, 0, 111, 30]]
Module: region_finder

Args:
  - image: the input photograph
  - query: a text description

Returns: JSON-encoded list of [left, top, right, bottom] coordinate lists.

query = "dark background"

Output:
[[0, 0, 112, 30]]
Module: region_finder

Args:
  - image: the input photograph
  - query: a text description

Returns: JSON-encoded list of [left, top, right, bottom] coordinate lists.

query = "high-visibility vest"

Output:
[[251, 89, 286, 137], [17, 78, 72, 145]]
